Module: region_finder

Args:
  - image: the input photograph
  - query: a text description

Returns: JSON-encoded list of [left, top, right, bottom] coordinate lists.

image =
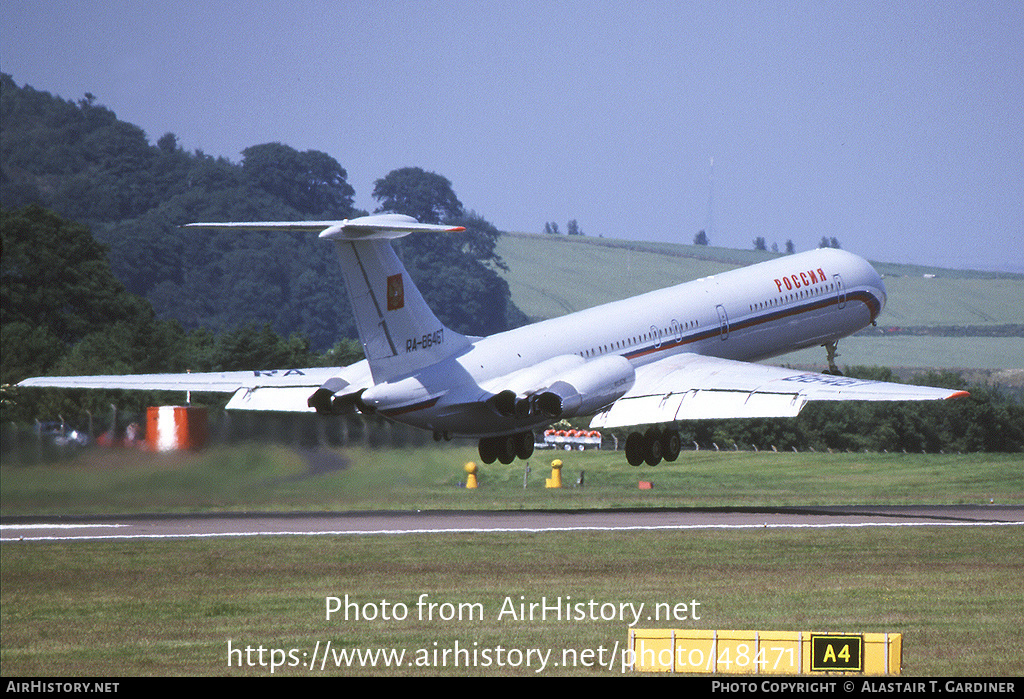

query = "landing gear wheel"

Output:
[[661, 429, 681, 462], [478, 437, 498, 464], [497, 435, 517, 464], [515, 431, 534, 460], [625, 432, 645, 466], [643, 427, 663, 466]]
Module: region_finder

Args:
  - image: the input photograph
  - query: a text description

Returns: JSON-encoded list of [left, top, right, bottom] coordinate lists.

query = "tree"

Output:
[[753, 236, 767, 251], [445, 209, 507, 270], [206, 322, 314, 371], [694, 230, 708, 245], [372, 167, 462, 224], [157, 132, 178, 154], [785, 240, 795, 254], [242, 143, 355, 218], [371, 167, 524, 334], [372, 167, 506, 270], [567, 219, 582, 236], [1, 77, 525, 351], [1, 206, 152, 351], [1, 206, 196, 422]]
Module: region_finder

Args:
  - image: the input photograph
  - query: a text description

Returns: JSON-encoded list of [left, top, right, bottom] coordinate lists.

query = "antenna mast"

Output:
[[707, 156, 715, 244]]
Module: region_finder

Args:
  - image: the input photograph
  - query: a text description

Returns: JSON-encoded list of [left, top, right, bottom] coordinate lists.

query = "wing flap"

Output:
[[225, 386, 320, 412], [592, 389, 806, 427], [591, 353, 967, 429]]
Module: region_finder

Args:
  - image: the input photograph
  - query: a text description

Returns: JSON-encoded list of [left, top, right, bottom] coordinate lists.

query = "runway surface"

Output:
[[2, 505, 1021, 541]]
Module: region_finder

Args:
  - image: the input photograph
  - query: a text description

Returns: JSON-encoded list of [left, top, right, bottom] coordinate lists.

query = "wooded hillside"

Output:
[[1, 74, 523, 350]]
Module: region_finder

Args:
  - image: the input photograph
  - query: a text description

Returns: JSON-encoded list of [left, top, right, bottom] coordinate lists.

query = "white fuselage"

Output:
[[360, 248, 887, 436]]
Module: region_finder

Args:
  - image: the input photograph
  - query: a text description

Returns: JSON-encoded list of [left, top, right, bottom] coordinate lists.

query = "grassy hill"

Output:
[[495, 232, 1024, 372], [496, 233, 764, 319]]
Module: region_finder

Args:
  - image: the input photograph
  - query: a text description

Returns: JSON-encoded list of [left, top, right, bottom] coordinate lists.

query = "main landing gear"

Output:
[[624, 427, 681, 467], [478, 431, 535, 464]]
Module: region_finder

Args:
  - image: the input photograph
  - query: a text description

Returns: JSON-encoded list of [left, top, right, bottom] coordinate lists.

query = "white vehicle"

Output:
[[19, 214, 967, 466], [543, 429, 602, 451]]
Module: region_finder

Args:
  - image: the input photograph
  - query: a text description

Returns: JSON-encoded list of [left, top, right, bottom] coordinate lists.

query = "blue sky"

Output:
[[3, 1, 1022, 271]]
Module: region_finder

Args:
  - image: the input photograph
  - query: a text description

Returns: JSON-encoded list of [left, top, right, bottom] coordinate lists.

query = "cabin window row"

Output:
[[749, 281, 837, 312], [579, 319, 701, 358]]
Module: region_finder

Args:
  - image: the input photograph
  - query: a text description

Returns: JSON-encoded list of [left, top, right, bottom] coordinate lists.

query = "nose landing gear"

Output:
[[823, 341, 843, 375]]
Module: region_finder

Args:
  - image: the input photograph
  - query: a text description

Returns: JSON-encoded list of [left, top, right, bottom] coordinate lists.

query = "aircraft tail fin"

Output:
[[185, 214, 471, 384]]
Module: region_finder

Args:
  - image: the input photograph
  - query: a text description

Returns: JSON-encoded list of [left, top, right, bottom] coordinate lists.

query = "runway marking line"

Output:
[[2, 519, 1021, 542]]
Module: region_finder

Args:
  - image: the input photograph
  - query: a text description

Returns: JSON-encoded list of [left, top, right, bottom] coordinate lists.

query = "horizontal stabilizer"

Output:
[[184, 213, 464, 240]]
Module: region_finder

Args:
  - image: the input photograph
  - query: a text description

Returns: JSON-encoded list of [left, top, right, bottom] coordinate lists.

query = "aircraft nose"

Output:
[[868, 270, 887, 322]]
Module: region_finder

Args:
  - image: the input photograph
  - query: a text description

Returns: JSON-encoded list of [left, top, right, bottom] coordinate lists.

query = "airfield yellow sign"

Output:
[[627, 629, 901, 675]]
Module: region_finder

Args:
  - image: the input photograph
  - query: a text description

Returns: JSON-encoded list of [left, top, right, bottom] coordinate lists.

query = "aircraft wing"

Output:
[[590, 353, 969, 429], [17, 362, 373, 413]]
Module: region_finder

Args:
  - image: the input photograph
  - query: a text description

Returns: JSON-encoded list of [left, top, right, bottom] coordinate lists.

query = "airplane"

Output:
[[18, 213, 968, 466]]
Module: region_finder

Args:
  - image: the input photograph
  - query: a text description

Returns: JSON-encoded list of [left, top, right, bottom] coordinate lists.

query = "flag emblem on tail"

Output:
[[387, 273, 404, 310]]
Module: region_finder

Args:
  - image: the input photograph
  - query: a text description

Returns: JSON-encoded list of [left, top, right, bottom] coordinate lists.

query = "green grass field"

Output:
[[2, 525, 1021, 676], [3, 446, 1022, 515], [2, 446, 1021, 676], [779, 336, 1024, 372]]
